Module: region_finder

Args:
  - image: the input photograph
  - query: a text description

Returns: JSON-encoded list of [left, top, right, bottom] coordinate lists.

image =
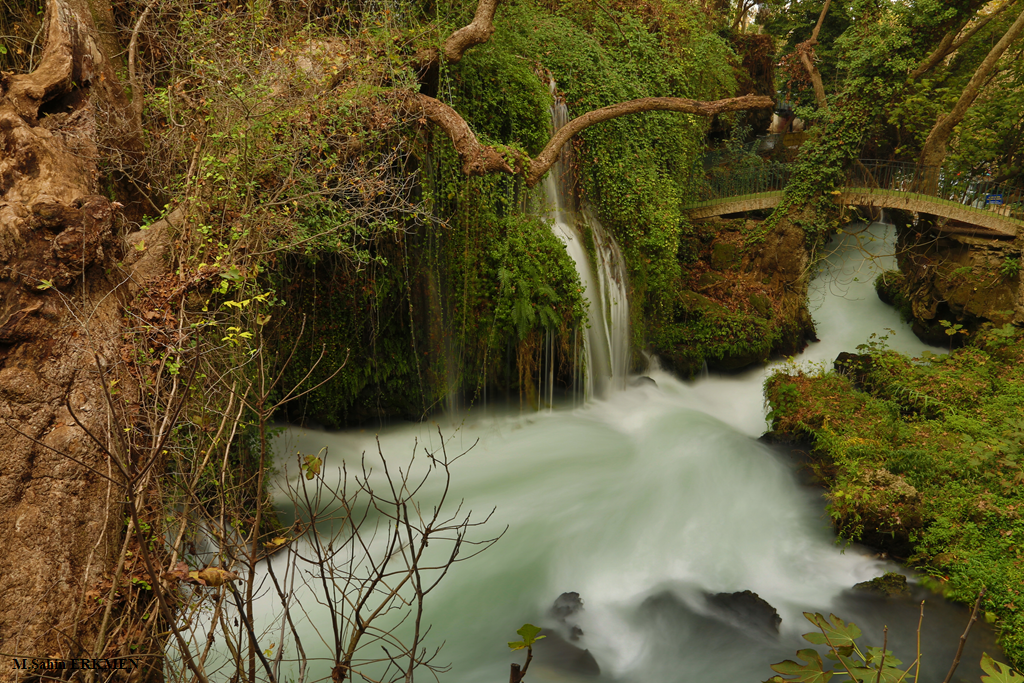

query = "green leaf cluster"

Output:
[[770, 612, 1024, 683]]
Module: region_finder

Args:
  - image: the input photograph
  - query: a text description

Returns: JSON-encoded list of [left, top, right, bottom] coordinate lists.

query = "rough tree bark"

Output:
[[0, 0, 145, 673], [918, 4, 1024, 171], [796, 0, 831, 108]]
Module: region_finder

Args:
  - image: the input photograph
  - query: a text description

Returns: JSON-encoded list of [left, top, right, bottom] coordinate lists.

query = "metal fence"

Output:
[[684, 158, 1024, 224], [846, 160, 1024, 222], [685, 162, 791, 207]]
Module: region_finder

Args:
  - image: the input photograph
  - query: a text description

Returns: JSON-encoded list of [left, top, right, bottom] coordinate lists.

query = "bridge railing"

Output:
[[847, 160, 1024, 222], [684, 158, 1024, 224], [684, 162, 792, 208]]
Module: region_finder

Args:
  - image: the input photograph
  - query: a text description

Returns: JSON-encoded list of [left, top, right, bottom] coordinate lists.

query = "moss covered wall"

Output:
[[270, 0, 740, 424]]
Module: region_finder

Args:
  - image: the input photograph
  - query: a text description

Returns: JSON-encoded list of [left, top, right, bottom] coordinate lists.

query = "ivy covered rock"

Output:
[[651, 216, 816, 375], [853, 572, 911, 598]]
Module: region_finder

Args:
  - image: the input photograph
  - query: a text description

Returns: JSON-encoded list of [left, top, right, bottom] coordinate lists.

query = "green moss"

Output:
[[711, 242, 740, 270], [853, 572, 911, 598], [264, 0, 737, 416], [457, 0, 734, 364], [749, 293, 772, 318]]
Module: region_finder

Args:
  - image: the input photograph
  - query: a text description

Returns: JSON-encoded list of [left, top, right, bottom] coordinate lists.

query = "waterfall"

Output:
[[188, 220, 1004, 683], [542, 81, 631, 399]]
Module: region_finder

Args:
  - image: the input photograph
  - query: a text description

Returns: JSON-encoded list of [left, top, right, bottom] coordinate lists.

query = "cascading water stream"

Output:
[[543, 81, 630, 399], [214, 224, 1005, 683]]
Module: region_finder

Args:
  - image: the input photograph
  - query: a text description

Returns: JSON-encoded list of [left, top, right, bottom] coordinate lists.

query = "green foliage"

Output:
[[769, 613, 907, 683], [765, 328, 1024, 668], [768, 612, 1024, 683], [508, 623, 545, 651], [999, 258, 1021, 280], [300, 453, 322, 480], [450, 42, 552, 156], [491, 216, 585, 340], [459, 0, 733, 349], [983, 654, 1024, 683]]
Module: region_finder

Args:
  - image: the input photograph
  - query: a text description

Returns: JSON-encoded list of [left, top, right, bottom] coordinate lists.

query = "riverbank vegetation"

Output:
[[765, 326, 1024, 667]]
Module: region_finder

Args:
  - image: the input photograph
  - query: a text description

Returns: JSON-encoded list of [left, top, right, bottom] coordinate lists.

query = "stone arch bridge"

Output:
[[683, 160, 1024, 237]]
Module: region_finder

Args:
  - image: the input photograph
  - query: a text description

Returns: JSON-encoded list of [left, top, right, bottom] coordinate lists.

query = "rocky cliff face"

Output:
[[654, 212, 816, 375], [878, 213, 1023, 344]]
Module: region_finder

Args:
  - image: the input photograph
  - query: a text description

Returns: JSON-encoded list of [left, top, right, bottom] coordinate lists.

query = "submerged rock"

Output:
[[629, 375, 658, 388], [550, 591, 584, 623], [534, 632, 601, 676], [853, 572, 911, 598], [538, 592, 599, 675], [705, 590, 782, 635]]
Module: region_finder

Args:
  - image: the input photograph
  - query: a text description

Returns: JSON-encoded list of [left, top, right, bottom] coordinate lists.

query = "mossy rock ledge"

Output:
[[653, 216, 816, 376], [879, 225, 1024, 345]]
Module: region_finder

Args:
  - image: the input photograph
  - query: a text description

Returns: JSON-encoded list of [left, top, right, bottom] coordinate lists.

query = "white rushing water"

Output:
[[543, 85, 630, 399], [245, 221, 1004, 683]]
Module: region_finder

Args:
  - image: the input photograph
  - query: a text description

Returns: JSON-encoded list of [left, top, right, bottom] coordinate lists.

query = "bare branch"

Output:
[[128, 0, 156, 123], [941, 588, 986, 683]]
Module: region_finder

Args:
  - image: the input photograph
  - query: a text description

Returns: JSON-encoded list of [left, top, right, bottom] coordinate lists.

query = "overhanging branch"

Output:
[[527, 94, 773, 186], [444, 0, 499, 63], [403, 91, 774, 187]]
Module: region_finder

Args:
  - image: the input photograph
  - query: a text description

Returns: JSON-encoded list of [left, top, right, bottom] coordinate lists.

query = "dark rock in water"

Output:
[[834, 352, 875, 386], [539, 592, 599, 675], [705, 590, 782, 635], [630, 375, 658, 388], [550, 591, 584, 622], [534, 632, 601, 676], [853, 572, 910, 598]]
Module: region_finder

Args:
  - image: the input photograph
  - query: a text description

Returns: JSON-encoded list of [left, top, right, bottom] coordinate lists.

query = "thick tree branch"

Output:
[[919, 4, 1024, 169], [809, 0, 831, 43], [527, 94, 773, 186], [404, 91, 773, 186], [795, 0, 831, 108], [444, 0, 499, 63], [402, 92, 522, 176], [911, 0, 1015, 80]]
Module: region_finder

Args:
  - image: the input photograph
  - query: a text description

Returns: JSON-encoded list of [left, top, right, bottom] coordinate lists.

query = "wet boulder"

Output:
[[705, 590, 782, 635], [534, 632, 601, 676], [538, 592, 599, 675]]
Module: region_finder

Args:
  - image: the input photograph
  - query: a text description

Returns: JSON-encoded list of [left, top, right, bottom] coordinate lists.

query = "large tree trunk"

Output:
[[796, 0, 832, 109], [918, 5, 1024, 171], [0, 0, 147, 674]]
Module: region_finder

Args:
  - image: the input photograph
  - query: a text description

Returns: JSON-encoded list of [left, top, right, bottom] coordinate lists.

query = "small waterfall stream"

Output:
[[543, 83, 631, 399], [247, 221, 1004, 683]]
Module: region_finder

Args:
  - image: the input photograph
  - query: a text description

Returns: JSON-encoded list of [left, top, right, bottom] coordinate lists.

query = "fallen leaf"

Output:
[[196, 567, 239, 587]]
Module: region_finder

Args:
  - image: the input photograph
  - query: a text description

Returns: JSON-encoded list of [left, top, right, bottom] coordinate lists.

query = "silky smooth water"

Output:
[[254, 222, 1001, 683], [544, 89, 631, 399]]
